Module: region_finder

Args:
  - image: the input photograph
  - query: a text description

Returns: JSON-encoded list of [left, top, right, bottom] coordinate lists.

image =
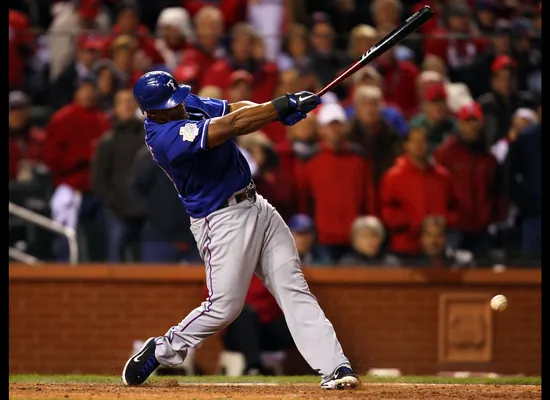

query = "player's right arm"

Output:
[[206, 91, 321, 148]]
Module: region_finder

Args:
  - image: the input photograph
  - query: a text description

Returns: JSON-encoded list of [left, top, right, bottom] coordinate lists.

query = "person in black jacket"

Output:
[[91, 88, 146, 262], [129, 146, 201, 264], [339, 215, 401, 267], [50, 34, 104, 110]]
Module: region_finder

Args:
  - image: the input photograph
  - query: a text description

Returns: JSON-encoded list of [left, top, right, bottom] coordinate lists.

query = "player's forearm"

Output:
[[207, 102, 277, 148], [228, 101, 258, 113]]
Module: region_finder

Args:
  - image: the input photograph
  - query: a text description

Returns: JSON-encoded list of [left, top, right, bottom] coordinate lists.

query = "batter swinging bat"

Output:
[[315, 5, 434, 97]]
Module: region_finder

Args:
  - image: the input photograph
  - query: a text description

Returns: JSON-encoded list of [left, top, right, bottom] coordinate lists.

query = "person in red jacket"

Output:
[[9, 91, 45, 182], [181, 0, 247, 30], [297, 103, 375, 262], [379, 127, 458, 256], [206, 274, 294, 375], [43, 78, 111, 261], [102, 4, 165, 70], [433, 102, 503, 258], [371, 24, 420, 119], [178, 6, 226, 89], [200, 23, 278, 104]]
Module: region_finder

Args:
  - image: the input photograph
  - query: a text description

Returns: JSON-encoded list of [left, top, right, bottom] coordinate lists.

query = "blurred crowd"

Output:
[[9, 0, 542, 267]]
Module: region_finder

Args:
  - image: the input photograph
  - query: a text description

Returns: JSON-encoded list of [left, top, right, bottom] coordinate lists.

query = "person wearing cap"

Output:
[[93, 59, 124, 115], [491, 107, 539, 164], [108, 34, 144, 88], [379, 127, 458, 256], [9, 91, 46, 182], [288, 214, 332, 266], [338, 216, 401, 267], [51, 34, 104, 110], [154, 7, 195, 71], [227, 70, 254, 104], [201, 23, 278, 104], [9, 9, 34, 91], [371, 24, 420, 119], [42, 78, 112, 261], [47, 0, 111, 83], [296, 103, 375, 262], [477, 55, 538, 147], [347, 86, 402, 203], [434, 102, 504, 258], [410, 82, 458, 150]]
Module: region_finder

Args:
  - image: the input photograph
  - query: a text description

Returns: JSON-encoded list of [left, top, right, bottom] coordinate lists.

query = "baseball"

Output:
[[490, 294, 508, 312]]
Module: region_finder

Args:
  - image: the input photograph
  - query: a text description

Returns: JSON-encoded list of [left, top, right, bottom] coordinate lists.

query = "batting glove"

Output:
[[280, 111, 308, 126], [272, 91, 321, 123]]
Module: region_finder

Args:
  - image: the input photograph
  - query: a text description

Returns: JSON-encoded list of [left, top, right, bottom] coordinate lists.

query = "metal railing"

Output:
[[8, 202, 79, 265]]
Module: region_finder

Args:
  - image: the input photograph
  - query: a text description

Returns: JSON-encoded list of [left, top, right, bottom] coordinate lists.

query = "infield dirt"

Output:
[[9, 382, 542, 400]]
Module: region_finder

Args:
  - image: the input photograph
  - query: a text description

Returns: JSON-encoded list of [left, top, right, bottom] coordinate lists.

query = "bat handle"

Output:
[[315, 87, 329, 97]]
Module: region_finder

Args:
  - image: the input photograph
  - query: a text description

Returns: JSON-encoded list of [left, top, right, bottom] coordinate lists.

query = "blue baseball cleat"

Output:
[[321, 366, 361, 390], [122, 337, 160, 386]]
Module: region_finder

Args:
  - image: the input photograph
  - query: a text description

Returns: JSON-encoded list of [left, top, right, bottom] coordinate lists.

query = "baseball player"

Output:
[[122, 71, 359, 390]]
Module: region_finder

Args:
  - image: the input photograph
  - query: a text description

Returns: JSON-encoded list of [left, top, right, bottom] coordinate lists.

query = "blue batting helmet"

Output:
[[133, 71, 191, 112]]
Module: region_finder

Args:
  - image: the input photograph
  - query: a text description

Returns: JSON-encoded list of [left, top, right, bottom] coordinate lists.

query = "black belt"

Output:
[[217, 182, 257, 211]]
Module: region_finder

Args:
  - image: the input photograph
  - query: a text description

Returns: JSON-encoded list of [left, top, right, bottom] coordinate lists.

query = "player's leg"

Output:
[[122, 201, 264, 385], [254, 195, 359, 389]]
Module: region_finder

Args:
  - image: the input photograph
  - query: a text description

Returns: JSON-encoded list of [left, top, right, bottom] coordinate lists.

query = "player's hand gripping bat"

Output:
[[315, 5, 434, 97]]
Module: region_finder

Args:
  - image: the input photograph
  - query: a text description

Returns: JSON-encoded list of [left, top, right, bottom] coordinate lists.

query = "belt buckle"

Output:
[[244, 182, 256, 202]]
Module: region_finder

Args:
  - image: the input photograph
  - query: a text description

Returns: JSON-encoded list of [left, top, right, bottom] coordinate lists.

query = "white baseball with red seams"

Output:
[[490, 294, 508, 312]]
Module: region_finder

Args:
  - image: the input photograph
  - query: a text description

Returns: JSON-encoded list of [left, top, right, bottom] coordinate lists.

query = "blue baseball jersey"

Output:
[[143, 94, 252, 218]]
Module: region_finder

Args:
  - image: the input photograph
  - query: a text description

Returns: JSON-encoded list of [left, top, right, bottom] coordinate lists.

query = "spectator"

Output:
[[179, 6, 226, 88], [201, 23, 278, 103], [91, 89, 146, 262], [347, 86, 402, 200], [93, 60, 123, 116], [506, 117, 541, 255], [51, 34, 104, 110], [371, 24, 420, 119], [297, 103, 374, 261], [197, 85, 223, 99], [380, 127, 457, 256], [43, 79, 111, 261], [238, 132, 295, 221], [410, 82, 458, 150], [227, 70, 253, 103], [434, 102, 504, 258], [102, 2, 164, 71], [181, 0, 246, 30], [369, 1, 415, 61], [247, 0, 285, 61], [408, 215, 475, 268], [219, 274, 295, 375], [424, 2, 487, 83], [347, 24, 378, 61], [263, 69, 301, 144], [475, 0, 499, 33], [468, 20, 512, 98], [9, 91, 46, 182], [277, 24, 311, 72], [130, 146, 201, 263], [491, 107, 539, 164], [344, 66, 409, 136], [509, 18, 541, 95], [308, 13, 351, 100], [477, 55, 538, 147], [339, 216, 401, 267], [108, 35, 143, 88], [154, 7, 195, 71], [48, 0, 111, 83], [418, 60, 474, 114], [288, 214, 332, 266], [173, 63, 201, 89], [9, 9, 34, 92]]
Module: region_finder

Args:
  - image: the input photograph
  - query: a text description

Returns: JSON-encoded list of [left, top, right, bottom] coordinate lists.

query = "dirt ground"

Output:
[[9, 382, 541, 400]]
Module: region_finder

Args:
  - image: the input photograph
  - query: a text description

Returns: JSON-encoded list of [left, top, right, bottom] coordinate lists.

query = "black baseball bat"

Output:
[[316, 5, 434, 97]]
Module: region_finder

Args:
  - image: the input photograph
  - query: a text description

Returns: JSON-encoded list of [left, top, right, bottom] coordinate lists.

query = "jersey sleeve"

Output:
[[190, 94, 229, 118], [164, 119, 211, 162]]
